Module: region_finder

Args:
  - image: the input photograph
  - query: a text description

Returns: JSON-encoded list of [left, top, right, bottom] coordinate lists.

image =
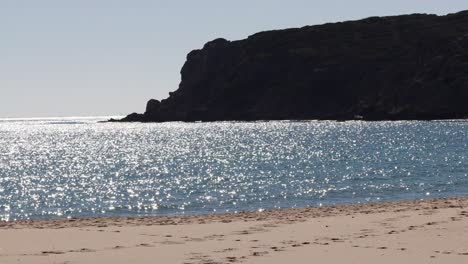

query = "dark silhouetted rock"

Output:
[[118, 11, 468, 122], [120, 112, 144, 122]]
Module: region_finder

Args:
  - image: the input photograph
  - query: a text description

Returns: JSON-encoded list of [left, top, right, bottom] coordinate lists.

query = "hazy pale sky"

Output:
[[2, 0, 468, 118]]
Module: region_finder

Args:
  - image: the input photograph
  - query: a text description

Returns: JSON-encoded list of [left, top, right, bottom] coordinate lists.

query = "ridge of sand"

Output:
[[1, 197, 467, 264]]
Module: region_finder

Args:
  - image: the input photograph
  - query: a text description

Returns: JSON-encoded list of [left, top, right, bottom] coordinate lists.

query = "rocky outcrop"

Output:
[[119, 11, 468, 122]]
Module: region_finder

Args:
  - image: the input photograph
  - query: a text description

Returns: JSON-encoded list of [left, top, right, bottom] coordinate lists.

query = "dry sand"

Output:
[[1, 198, 468, 264]]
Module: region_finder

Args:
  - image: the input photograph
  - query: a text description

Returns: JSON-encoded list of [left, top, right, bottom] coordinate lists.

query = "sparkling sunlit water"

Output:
[[0, 117, 467, 221]]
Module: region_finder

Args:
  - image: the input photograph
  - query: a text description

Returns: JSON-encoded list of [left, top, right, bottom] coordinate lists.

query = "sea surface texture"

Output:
[[0, 117, 467, 221]]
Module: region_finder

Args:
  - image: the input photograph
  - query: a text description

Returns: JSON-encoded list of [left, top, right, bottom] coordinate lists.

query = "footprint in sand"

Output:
[[71, 248, 95, 253], [252, 251, 269, 257], [226, 256, 237, 262], [214, 248, 237, 253], [41, 250, 65, 255], [137, 243, 153, 247], [270, 246, 284, 251]]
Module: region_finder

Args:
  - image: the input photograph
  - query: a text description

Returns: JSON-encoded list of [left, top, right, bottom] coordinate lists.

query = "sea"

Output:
[[0, 117, 467, 221]]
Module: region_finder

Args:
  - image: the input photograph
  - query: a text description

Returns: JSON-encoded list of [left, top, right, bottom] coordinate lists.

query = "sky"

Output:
[[1, 0, 468, 118]]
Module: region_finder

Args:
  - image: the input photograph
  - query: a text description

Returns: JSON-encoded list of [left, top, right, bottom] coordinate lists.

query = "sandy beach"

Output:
[[1, 198, 467, 264]]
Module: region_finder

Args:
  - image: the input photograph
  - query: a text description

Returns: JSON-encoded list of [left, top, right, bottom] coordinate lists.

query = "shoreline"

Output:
[[2, 197, 467, 229], [1, 197, 468, 263]]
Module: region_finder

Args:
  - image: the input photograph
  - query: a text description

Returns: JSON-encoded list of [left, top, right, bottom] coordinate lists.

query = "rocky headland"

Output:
[[118, 11, 468, 122]]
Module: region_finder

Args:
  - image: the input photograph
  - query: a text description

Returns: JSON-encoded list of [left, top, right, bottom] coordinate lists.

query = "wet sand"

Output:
[[1, 198, 467, 264]]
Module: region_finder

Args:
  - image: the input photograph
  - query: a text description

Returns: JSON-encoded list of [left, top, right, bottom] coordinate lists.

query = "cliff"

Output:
[[119, 11, 468, 122]]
